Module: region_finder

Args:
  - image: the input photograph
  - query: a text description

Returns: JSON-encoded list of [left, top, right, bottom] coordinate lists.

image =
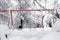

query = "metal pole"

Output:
[[9, 10, 13, 29]]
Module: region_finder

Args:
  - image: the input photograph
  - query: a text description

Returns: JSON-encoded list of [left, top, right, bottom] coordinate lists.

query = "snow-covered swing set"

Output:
[[0, 9, 55, 40], [0, 9, 54, 29]]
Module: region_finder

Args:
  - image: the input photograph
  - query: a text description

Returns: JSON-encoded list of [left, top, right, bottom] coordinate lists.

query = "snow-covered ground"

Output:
[[0, 24, 52, 40], [40, 31, 60, 40], [40, 19, 60, 40], [8, 28, 51, 40], [0, 19, 60, 40]]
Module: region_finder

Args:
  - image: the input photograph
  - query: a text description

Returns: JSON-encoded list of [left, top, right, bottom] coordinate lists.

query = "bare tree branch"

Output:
[[33, 0, 46, 9]]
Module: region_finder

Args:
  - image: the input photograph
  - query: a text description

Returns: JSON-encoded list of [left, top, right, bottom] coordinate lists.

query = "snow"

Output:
[[0, 24, 52, 40], [8, 28, 51, 40], [52, 19, 60, 32], [40, 19, 60, 40], [0, 0, 60, 40], [43, 13, 53, 27], [0, 24, 10, 34], [1, 19, 60, 40], [0, 24, 10, 40], [0, 20, 60, 40], [40, 31, 60, 40]]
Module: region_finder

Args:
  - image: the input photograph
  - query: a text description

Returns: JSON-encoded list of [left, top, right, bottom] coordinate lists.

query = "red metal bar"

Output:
[[9, 10, 13, 25], [12, 9, 54, 11], [0, 10, 9, 12], [0, 9, 54, 12], [41, 16, 44, 28]]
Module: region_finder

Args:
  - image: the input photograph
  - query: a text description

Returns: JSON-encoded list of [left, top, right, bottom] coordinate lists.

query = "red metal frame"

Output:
[[0, 9, 54, 28]]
